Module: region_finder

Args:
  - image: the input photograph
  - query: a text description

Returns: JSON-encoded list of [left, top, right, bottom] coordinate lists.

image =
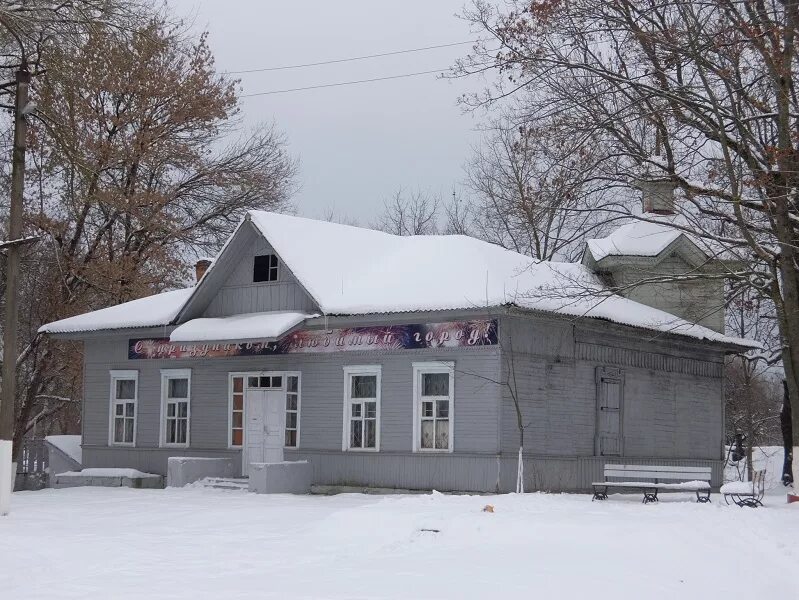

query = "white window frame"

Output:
[[412, 361, 455, 453], [159, 369, 192, 448], [284, 373, 301, 449], [253, 253, 280, 283], [342, 365, 382, 452], [228, 371, 301, 449], [108, 370, 138, 447]]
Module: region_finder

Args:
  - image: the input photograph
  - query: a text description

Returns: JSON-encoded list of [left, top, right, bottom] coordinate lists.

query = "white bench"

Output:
[[592, 464, 713, 504]]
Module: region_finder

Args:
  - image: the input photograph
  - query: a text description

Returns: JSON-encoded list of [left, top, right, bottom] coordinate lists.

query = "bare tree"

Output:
[[1, 10, 297, 453], [442, 190, 474, 235], [725, 358, 783, 480], [465, 115, 618, 261], [373, 188, 440, 236], [456, 0, 799, 480]]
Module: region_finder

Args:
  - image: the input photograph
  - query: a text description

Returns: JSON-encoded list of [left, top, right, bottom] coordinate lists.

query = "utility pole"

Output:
[[0, 62, 30, 516]]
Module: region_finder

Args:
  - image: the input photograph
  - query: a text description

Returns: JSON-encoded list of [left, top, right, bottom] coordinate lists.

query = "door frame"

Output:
[[243, 386, 287, 473], [228, 370, 300, 451]]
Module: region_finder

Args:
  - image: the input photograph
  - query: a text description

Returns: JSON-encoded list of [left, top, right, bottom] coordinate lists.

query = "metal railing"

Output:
[[17, 438, 48, 474]]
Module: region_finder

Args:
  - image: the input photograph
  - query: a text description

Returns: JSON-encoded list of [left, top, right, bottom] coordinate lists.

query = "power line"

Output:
[[226, 40, 475, 74], [240, 68, 446, 98]]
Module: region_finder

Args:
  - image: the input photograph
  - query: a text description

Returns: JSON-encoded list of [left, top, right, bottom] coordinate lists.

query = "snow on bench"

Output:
[[721, 469, 766, 508], [592, 464, 713, 504]]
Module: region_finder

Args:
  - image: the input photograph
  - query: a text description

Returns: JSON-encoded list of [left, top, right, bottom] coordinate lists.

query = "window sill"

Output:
[[344, 447, 380, 453], [414, 448, 454, 454], [109, 442, 136, 448]]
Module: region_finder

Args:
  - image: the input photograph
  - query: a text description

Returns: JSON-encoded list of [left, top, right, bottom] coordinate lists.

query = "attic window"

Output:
[[253, 254, 279, 282]]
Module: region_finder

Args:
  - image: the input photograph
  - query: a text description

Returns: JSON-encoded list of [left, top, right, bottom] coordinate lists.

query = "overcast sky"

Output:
[[168, 0, 484, 223]]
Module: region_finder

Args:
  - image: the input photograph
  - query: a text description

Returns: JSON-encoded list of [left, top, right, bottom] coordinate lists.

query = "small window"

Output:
[[247, 376, 283, 389], [110, 370, 138, 446], [253, 254, 279, 282], [343, 366, 381, 451], [161, 369, 191, 447], [413, 362, 454, 452]]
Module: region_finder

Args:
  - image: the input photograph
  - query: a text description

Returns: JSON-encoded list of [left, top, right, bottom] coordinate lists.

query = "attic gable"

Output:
[[174, 217, 320, 323]]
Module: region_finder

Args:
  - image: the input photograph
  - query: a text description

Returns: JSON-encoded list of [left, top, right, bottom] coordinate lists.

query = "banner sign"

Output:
[[128, 319, 498, 360]]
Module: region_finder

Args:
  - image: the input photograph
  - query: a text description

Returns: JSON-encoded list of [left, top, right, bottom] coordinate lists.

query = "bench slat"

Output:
[[593, 481, 710, 490], [604, 464, 711, 474], [604, 470, 710, 480]]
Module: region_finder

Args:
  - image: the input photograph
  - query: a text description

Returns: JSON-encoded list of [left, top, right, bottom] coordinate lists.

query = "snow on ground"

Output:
[[2, 487, 797, 599]]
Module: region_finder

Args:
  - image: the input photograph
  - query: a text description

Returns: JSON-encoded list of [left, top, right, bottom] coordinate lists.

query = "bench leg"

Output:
[[592, 486, 608, 501], [738, 497, 763, 508], [642, 489, 659, 504], [696, 490, 711, 503]]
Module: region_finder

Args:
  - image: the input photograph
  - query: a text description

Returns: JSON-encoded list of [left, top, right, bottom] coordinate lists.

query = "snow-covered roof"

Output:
[[585, 215, 701, 262], [40, 288, 193, 334], [170, 310, 317, 343], [45, 435, 82, 464], [39, 211, 756, 348]]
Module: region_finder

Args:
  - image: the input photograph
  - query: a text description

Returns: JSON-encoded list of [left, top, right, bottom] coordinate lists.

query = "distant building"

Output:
[[41, 210, 751, 492]]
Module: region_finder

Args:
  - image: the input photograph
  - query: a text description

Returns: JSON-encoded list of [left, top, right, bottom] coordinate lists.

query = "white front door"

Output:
[[244, 388, 286, 472]]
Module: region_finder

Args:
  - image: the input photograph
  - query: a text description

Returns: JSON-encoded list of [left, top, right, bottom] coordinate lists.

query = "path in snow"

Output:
[[2, 487, 797, 599]]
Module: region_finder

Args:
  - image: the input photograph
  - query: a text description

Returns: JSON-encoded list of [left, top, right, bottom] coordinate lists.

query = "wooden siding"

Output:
[[79, 310, 728, 492], [499, 315, 725, 463], [576, 341, 723, 377], [81, 335, 502, 476], [613, 254, 725, 333]]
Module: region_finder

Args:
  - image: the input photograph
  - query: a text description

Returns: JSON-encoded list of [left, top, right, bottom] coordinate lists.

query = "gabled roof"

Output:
[[583, 214, 716, 264], [39, 211, 757, 348], [585, 217, 685, 262]]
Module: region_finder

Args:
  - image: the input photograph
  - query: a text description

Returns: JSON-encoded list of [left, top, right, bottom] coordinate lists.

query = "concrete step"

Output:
[[198, 477, 250, 491]]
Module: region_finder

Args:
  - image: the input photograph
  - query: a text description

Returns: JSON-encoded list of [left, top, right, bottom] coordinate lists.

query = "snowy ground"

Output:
[[2, 485, 798, 599]]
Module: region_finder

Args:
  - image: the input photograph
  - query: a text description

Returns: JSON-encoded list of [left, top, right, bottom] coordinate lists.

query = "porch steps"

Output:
[[198, 477, 250, 491]]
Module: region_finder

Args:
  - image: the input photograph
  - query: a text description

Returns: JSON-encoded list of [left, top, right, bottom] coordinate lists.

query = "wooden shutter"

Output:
[[595, 367, 624, 456]]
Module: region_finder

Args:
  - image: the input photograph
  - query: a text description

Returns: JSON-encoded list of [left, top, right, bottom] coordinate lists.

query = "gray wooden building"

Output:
[[41, 207, 753, 493]]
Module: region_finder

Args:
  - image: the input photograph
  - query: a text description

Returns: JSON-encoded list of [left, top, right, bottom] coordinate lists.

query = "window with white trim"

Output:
[[109, 370, 138, 446], [343, 366, 381, 451], [230, 375, 245, 447], [285, 375, 300, 447], [413, 362, 454, 452], [161, 369, 191, 447]]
